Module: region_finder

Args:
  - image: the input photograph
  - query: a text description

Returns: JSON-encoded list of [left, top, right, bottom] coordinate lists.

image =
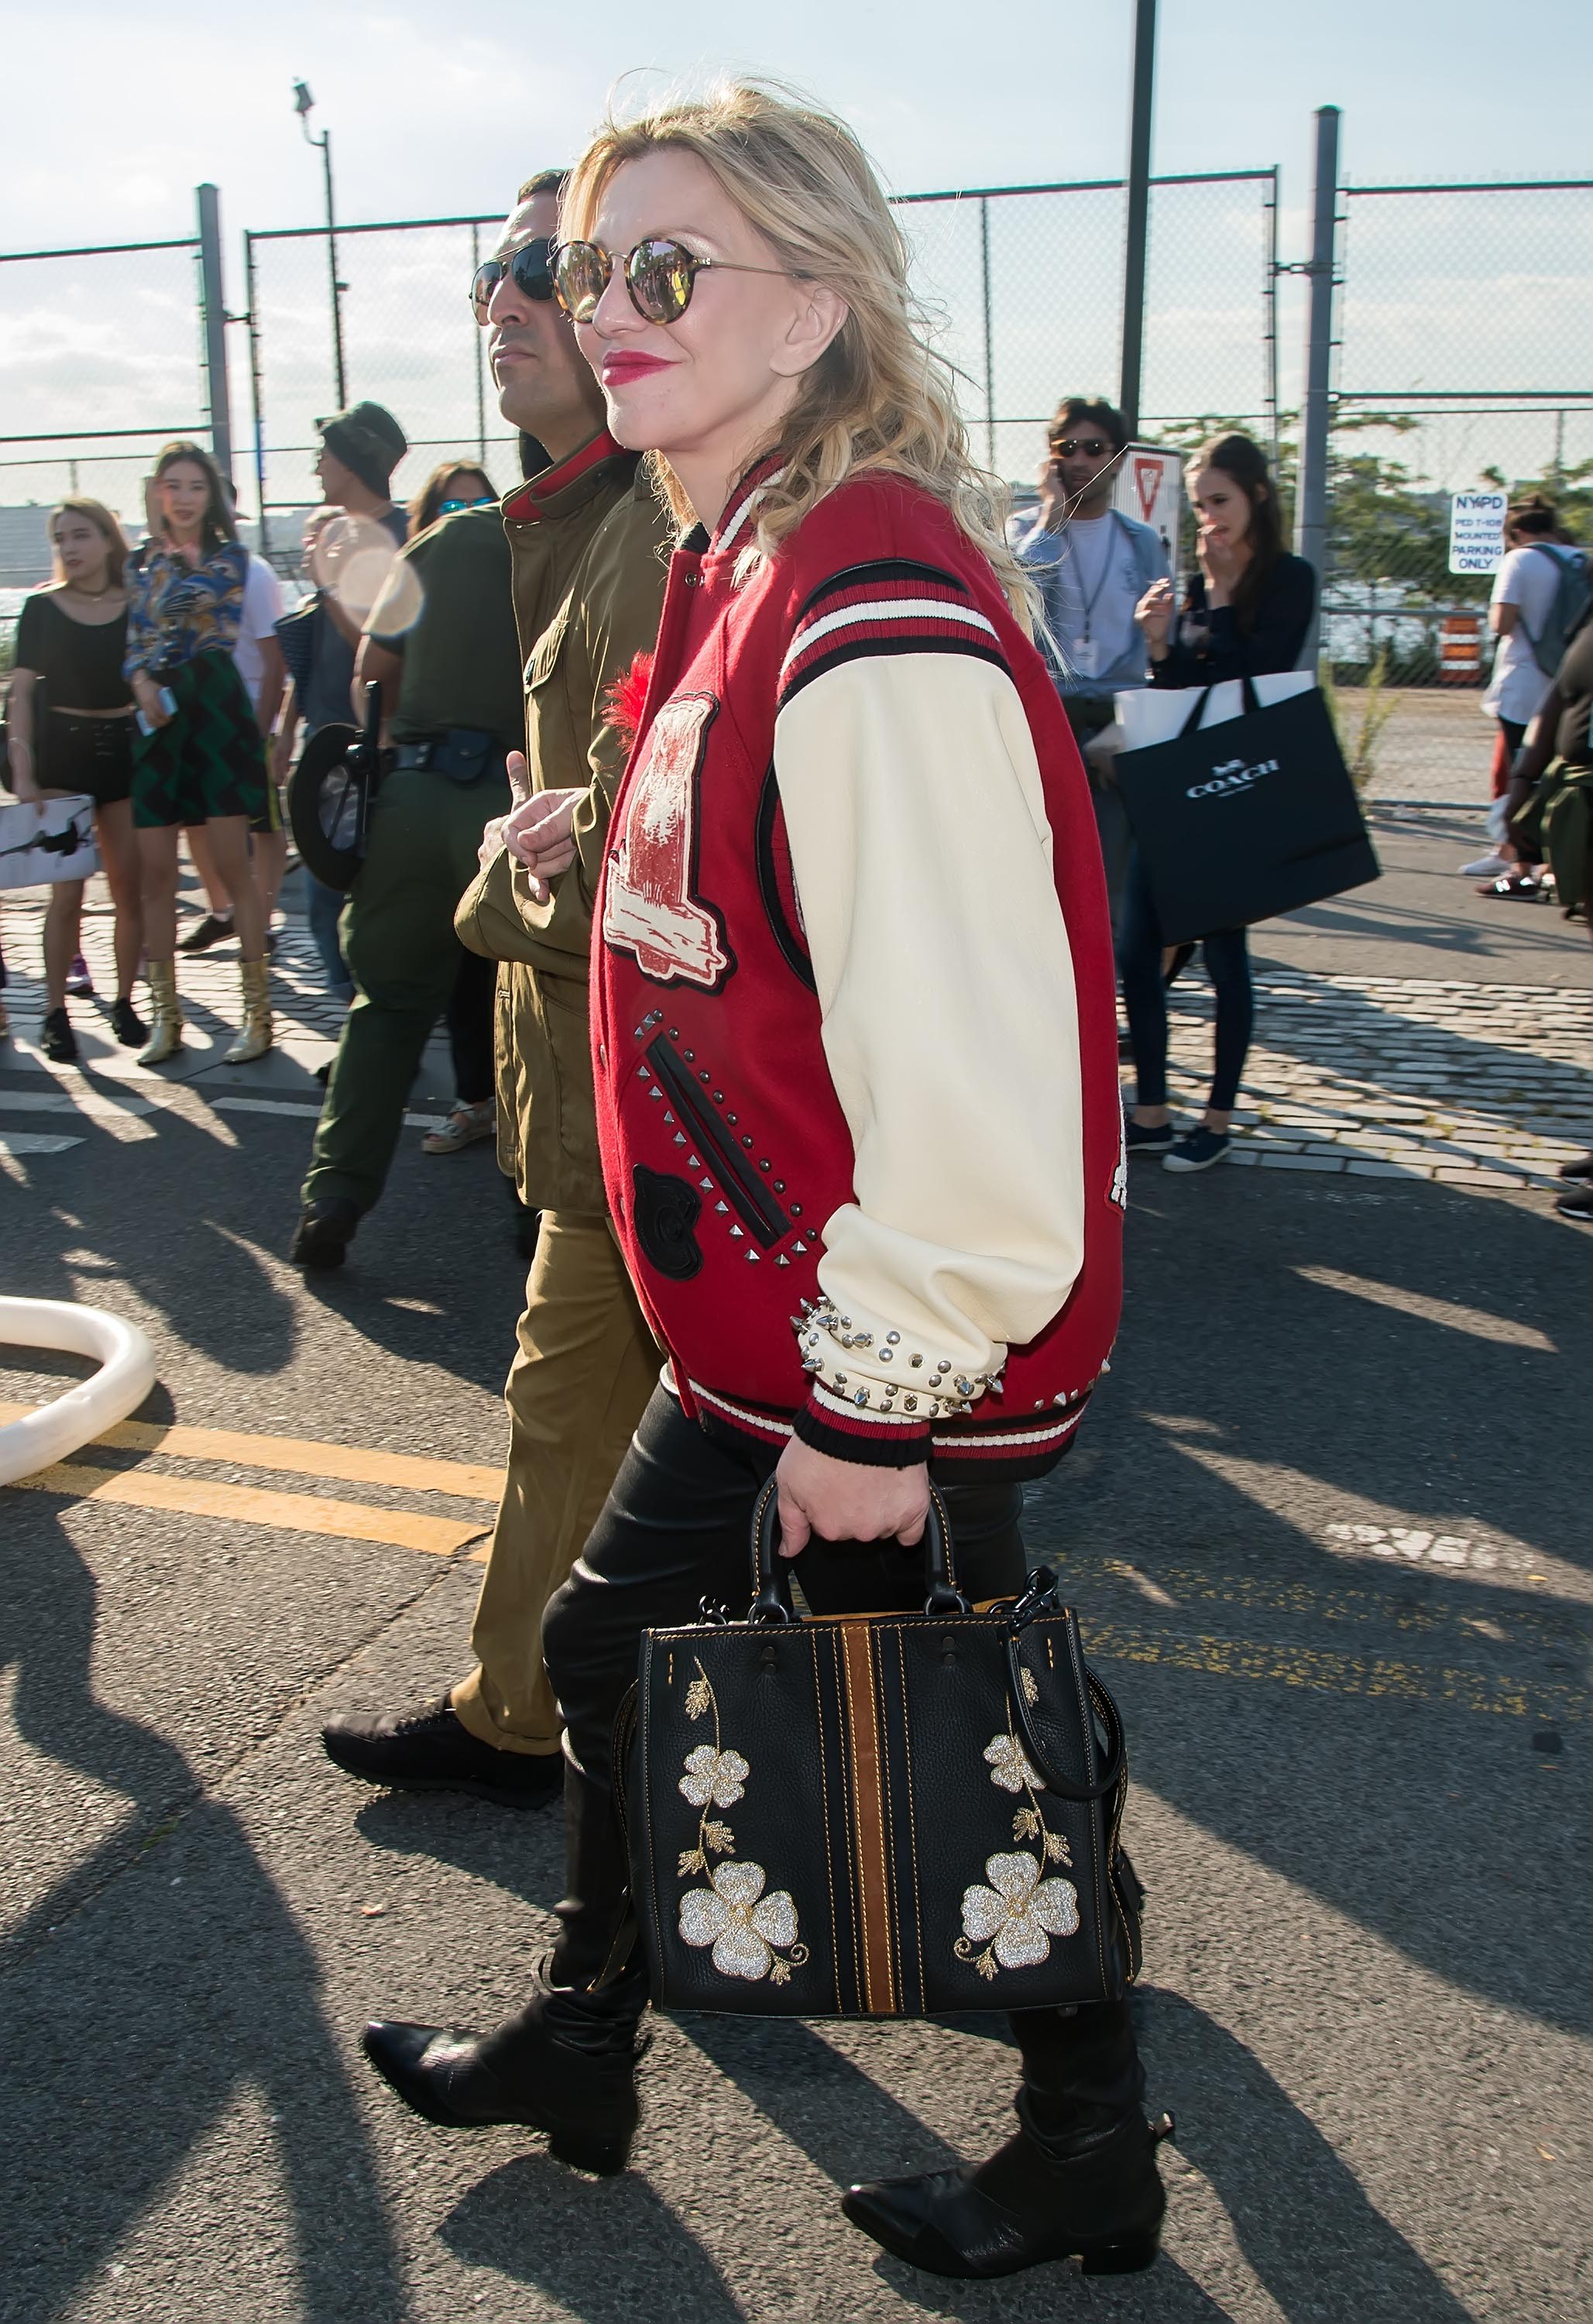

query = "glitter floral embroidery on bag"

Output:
[[956, 1693, 1080, 1981], [675, 1659, 808, 1985]]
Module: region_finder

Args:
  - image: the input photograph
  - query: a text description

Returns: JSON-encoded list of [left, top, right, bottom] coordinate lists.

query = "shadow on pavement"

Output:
[[1039, 1174, 1592, 2044], [442, 2151, 746, 2322], [0, 1508, 408, 2322]]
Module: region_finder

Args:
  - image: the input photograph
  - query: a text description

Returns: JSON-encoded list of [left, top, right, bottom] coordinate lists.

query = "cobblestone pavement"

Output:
[[5, 890, 1591, 1191], [1156, 967, 1591, 1186]]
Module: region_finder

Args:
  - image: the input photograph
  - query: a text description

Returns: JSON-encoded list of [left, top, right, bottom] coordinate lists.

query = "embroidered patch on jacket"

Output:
[[630, 1165, 704, 1280], [603, 691, 735, 991]]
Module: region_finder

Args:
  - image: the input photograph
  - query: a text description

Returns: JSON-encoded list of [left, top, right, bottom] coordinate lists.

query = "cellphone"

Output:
[[135, 686, 177, 736]]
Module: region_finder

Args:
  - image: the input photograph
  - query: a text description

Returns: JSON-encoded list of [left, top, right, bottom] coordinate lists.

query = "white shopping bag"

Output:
[[1114, 672, 1315, 753], [0, 792, 100, 891]]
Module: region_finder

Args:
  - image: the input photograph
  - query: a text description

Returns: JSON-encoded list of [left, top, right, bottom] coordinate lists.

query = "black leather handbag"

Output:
[[620, 1484, 1141, 2020]]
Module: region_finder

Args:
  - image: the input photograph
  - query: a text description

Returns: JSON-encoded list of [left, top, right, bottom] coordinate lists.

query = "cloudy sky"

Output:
[[3, 0, 1588, 521]]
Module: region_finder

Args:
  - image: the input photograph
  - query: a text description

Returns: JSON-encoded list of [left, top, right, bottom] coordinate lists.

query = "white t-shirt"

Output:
[[1482, 544, 1566, 724], [231, 553, 285, 713]]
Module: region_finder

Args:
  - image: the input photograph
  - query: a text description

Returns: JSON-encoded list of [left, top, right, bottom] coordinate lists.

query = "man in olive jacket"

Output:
[[321, 174, 671, 1804]]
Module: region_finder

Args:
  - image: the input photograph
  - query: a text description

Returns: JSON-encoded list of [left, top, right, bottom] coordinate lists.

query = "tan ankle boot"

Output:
[[225, 958, 273, 1064], [136, 961, 184, 1066]]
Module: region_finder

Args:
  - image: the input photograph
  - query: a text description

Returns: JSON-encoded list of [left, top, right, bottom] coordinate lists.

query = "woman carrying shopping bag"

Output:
[[355, 81, 1169, 2281], [1122, 432, 1317, 1172], [6, 499, 146, 1061], [123, 440, 276, 1066]]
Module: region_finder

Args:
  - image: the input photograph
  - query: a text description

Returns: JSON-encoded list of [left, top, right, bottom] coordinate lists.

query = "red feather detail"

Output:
[[604, 651, 655, 749]]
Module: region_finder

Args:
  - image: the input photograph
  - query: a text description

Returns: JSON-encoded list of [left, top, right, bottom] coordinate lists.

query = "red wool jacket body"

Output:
[[591, 459, 1126, 1480]]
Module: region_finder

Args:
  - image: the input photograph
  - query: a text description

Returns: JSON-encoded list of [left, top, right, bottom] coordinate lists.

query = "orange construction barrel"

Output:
[[1440, 614, 1482, 684]]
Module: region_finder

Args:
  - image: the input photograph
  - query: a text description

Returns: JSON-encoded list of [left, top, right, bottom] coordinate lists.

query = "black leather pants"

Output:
[[541, 1387, 1145, 2117], [541, 1384, 1027, 1993]]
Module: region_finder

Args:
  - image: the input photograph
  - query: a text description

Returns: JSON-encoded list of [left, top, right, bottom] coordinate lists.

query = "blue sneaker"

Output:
[[1164, 1126, 1231, 1174], [1124, 1118, 1175, 1156]]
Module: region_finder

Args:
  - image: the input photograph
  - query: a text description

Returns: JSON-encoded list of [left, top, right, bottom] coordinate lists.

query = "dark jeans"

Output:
[[447, 945, 496, 1108], [541, 1385, 1026, 1990], [1117, 851, 1254, 1115]]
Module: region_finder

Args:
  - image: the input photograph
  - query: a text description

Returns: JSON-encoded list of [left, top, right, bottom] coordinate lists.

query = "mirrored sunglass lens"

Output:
[[470, 261, 501, 314], [554, 242, 607, 321], [628, 239, 695, 322], [510, 239, 553, 300]]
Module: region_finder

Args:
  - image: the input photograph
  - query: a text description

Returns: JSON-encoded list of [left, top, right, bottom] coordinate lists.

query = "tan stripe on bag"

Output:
[[839, 1621, 898, 2014]]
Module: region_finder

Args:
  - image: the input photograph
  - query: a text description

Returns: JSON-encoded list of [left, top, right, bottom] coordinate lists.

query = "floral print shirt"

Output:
[[123, 539, 249, 679]]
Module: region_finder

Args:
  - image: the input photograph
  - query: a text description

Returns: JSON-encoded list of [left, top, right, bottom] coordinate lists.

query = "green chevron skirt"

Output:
[[131, 651, 276, 830]]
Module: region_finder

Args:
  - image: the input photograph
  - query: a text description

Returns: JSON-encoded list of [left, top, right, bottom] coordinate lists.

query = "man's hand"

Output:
[[501, 766, 581, 902], [773, 1436, 930, 1559], [479, 749, 530, 869], [1036, 456, 1067, 531]]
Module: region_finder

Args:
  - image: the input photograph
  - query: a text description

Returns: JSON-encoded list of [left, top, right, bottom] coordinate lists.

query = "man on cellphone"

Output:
[[1010, 397, 1168, 926], [319, 170, 672, 1806]]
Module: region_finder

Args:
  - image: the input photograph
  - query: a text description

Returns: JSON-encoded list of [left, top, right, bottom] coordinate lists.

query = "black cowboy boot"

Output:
[[843, 1999, 1172, 2278], [362, 1951, 647, 2174], [362, 1758, 648, 2174]]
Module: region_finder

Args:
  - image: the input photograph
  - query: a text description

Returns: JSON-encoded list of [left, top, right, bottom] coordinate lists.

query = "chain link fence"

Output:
[[0, 235, 209, 590], [240, 173, 1279, 563], [1323, 177, 1593, 799]]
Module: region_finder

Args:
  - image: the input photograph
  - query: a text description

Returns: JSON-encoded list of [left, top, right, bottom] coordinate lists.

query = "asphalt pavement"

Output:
[[1, 816, 1588, 2323]]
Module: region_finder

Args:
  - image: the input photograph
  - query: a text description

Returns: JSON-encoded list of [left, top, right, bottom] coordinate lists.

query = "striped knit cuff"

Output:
[[794, 1384, 932, 1469]]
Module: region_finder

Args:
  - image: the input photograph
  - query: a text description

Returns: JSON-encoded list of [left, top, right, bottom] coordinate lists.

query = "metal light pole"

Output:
[[1118, 0, 1158, 438], [1295, 105, 1341, 668], [294, 81, 348, 408]]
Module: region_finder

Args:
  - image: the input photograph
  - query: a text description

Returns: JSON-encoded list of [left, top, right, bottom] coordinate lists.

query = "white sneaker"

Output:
[[1461, 854, 1509, 877]]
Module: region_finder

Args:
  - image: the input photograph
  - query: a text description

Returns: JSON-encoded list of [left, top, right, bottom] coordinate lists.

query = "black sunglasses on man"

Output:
[[470, 236, 556, 322]]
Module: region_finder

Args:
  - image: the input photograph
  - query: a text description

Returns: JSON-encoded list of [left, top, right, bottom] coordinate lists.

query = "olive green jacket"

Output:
[[455, 439, 672, 1211]]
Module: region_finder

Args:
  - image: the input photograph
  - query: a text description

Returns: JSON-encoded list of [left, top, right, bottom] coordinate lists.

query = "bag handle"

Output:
[[1007, 1642, 1128, 1802], [750, 1477, 969, 1624], [1176, 672, 1264, 741]]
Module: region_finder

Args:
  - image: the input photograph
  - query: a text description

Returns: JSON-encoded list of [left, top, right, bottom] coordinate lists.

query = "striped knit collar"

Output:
[[708, 452, 787, 558]]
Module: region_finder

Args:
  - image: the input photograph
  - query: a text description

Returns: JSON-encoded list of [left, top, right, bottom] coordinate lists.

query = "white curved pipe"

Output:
[[0, 1298, 158, 1486]]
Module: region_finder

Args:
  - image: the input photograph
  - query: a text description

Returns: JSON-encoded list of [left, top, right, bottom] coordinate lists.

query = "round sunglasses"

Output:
[[1050, 437, 1116, 460], [470, 236, 555, 322], [551, 235, 795, 326]]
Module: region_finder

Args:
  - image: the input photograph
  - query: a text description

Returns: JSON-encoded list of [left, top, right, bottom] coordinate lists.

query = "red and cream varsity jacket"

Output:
[[592, 459, 1125, 1481]]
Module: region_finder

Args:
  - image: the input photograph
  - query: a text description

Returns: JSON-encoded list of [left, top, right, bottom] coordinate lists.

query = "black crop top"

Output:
[[13, 590, 132, 711]]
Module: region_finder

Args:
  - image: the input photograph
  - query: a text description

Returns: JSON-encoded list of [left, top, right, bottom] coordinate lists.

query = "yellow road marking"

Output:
[[10, 1461, 486, 1556], [1080, 1621, 1587, 1724], [0, 1404, 501, 1502]]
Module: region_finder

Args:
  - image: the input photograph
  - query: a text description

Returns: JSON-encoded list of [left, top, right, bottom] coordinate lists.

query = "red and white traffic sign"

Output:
[[1113, 443, 1183, 555]]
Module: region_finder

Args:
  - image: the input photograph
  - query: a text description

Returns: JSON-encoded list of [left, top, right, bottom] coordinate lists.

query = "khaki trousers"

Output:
[[451, 1210, 659, 1755]]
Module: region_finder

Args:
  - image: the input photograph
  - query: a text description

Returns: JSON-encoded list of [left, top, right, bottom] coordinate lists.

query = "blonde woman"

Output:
[[362, 84, 1162, 2281], [7, 500, 146, 1060]]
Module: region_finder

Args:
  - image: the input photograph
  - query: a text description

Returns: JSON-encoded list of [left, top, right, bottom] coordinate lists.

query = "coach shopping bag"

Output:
[[1114, 674, 1379, 944], [619, 1484, 1142, 2020], [0, 794, 99, 892]]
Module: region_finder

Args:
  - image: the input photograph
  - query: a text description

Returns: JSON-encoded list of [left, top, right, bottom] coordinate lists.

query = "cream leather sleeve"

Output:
[[773, 650, 1086, 1418]]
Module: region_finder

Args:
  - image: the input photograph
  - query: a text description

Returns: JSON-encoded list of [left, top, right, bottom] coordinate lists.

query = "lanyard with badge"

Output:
[[1061, 511, 1124, 679]]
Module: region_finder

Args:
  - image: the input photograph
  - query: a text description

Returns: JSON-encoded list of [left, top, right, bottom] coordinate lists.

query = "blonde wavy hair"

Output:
[[50, 497, 128, 590], [561, 80, 1033, 626]]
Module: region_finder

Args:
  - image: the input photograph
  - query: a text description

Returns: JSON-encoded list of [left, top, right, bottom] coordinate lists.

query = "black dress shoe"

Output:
[[290, 1196, 359, 1270], [843, 2111, 1171, 2280], [1556, 1181, 1593, 1222], [322, 1696, 565, 1808], [362, 1963, 647, 2174]]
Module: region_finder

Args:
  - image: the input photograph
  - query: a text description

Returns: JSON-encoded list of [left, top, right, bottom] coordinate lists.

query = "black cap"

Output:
[[316, 401, 408, 493]]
